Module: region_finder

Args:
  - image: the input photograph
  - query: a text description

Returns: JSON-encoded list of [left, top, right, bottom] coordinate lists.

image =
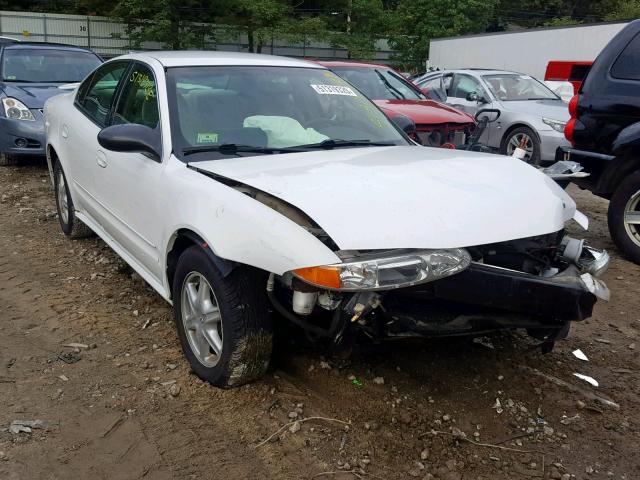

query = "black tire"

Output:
[[608, 170, 640, 264], [0, 153, 18, 166], [53, 161, 93, 238], [500, 126, 541, 165], [172, 246, 273, 388]]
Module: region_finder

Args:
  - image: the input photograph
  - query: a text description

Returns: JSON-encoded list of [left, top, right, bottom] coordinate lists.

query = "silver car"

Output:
[[415, 69, 570, 164]]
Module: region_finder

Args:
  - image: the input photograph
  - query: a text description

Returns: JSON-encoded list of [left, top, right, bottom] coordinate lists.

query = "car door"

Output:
[[90, 61, 164, 279], [447, 73, 497, 145], [447, 74, 490, 115], [64, 61, 130, 222]]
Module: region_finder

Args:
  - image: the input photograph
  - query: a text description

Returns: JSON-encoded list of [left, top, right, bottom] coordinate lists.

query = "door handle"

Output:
[[61, 124, 69, 139], [96, 150, 107, 168]]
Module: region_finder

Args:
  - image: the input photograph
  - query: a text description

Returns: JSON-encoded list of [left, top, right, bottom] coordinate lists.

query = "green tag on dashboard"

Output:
[[197, 132, 218, 143]]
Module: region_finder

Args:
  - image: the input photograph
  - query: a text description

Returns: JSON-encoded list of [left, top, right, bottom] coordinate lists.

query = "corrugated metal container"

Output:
[[428, 21, 629, 78]]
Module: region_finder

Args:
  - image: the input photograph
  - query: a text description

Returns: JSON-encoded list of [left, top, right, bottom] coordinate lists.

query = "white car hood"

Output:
[[192, 146, 575, 251]]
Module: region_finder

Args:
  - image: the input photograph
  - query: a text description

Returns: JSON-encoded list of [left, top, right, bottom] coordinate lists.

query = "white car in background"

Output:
[[45, 52, 608, 388], [415, 69, 571, 164]]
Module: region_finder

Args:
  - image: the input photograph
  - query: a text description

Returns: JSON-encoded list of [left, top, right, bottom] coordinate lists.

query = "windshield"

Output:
[[167, 66, 408, 160], [482, 74, 559, 101], [329, 66, 423, 101], [1, 48, 101, 83]]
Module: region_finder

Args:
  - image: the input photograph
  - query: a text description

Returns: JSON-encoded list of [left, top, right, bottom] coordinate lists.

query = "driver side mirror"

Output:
[[390, 114, 417, 138], [97, 124, 161, 161], [466, 91, 488, 104]]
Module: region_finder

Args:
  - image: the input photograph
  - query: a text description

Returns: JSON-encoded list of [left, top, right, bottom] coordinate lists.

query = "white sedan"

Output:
[[45, 52, 609, 388]]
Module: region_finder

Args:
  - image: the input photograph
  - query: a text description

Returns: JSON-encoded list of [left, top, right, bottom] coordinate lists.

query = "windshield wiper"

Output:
[[293, 139, 396, 149], [2, 79, 38, 83], [182, 139, 396, 157], [375, 70, 405, 100], [182, 143, 306, 156]]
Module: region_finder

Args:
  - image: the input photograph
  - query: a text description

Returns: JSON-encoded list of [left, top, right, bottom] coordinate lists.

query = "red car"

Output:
[[317, 61, 475, 147]]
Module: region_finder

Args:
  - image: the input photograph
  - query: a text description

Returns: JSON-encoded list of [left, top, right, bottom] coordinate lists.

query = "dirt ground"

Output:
[[0, 159, 638, 480]]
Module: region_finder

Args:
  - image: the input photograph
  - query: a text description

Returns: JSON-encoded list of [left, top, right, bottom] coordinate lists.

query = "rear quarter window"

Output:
[[611, 32, 640, 81]]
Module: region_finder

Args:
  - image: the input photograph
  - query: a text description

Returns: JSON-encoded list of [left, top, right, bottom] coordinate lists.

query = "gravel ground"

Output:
[[0, 159, 638, 480]]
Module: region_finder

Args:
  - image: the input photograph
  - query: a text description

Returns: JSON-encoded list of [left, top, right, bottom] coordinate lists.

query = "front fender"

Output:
[[162, 162, 341, 285]]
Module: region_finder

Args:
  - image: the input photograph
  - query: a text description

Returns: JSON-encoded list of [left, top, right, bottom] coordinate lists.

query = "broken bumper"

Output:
[[382, 262, 608, 337]]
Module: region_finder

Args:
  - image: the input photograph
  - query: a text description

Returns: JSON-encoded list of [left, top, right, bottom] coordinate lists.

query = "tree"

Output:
[[110, 0, 207, 50], [325, 0, 387, 59], [604, 0, 640, 20], [387, 0, 499, 71]]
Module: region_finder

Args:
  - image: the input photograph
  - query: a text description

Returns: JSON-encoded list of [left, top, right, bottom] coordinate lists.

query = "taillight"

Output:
[[568, 94, 579, 118], [564, 118, 576, 145]]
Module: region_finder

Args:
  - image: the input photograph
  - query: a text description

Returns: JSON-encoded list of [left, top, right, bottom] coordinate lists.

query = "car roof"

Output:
[[2, 41, 96, 53], [316, 60, 389, 69], [425, 69, 526, 76], [120, 51, 326, 69]]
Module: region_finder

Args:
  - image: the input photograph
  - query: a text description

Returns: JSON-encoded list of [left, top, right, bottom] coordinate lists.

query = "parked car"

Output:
[[45, 52, 609, 388], [317, 61, 476, 147], [561, 20, 640, 264], [0, 42, 102, 166], [415, 69, 570, 164], [545, 60, 592, 96]]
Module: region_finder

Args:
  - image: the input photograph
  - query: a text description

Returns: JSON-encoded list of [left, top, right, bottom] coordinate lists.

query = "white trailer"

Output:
[[428, 21, 630, 79]]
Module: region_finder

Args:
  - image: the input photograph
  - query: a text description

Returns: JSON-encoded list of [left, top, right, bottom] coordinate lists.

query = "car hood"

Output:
[[191, 146, 576, 252], [373, 99, 475, 125], [500, 99, 570, 121], [0, 82, 76, 108]]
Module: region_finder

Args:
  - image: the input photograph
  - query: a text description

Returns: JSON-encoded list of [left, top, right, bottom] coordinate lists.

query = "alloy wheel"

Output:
[[181, 272, 223, 367], [506, 132, 534, 161], [623, 189, 640, 248]]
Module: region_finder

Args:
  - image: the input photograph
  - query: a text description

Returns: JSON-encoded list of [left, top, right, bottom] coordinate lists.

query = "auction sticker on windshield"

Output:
[[310, 84, 357, 96]]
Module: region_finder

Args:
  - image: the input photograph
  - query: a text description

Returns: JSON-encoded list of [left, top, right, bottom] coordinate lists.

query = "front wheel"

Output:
[[172, 246, 273, 387], [608, 170, 640, 264], [501, 126, 541, 165]]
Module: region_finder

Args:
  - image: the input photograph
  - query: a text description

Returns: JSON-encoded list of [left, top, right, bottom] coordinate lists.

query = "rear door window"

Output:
[[77, 61, 129, 126], [611, 32, 640, 81]]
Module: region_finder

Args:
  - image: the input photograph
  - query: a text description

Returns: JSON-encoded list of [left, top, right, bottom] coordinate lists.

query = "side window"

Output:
[[451, 74, 483, 99], [611, 32, 640, 81], [75, 71, 94, 105], [78, 62, 128, 126], [112, 63, 159, 129]]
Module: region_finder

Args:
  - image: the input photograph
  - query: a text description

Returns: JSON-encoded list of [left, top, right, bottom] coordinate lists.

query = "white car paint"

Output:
[[193, 146, 576, 251], [44, 51, 581, 304]]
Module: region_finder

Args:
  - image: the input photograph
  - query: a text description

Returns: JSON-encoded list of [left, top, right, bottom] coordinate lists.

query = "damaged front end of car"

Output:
[[269, 231, 609, 351], [188, 148, 610, 352]]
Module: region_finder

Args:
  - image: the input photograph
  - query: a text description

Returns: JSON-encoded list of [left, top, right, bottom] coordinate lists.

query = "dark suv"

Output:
[[562, 20, 640, 264]]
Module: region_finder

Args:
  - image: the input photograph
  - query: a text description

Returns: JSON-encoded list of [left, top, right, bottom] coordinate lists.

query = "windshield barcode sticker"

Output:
[[311, 84, 357, 96]]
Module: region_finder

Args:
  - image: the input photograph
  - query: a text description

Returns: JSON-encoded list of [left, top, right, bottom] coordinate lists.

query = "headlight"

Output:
[[542, 117, 566, 133], [2, 97, 35, 121], [292, 249, 471, 291]]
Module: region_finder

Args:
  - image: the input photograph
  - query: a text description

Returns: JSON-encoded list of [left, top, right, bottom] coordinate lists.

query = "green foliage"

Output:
[[542, 16, 583, 26], [111, 0, 206, 50], [605, 0, 640, 21], [386, 0, 499, 71], [327, 0, 387, 59]]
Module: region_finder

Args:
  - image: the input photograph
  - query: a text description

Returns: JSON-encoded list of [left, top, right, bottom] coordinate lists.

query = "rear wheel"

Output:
[[608, 170, 640, 264], [501, 126, 541, 165], [53, 162, 92, 238], [172, 246, 273, 387], [0, 153, 18, 166]]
